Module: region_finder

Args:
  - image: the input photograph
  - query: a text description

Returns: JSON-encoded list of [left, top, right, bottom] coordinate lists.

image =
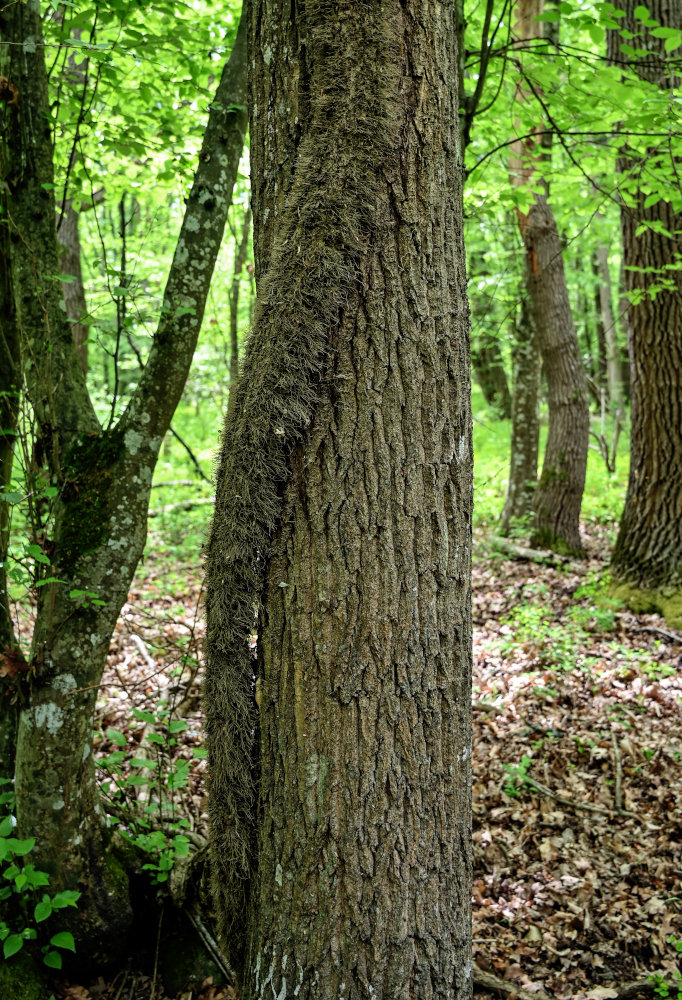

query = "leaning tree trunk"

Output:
[[510, 0, 589, 555], [608, 1, 682, 622], [204, 1, 473, 998], [501, 286, 540, 532], [0, 0, 247, 954]]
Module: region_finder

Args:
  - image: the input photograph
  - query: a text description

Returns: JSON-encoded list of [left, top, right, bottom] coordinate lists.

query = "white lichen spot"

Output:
[[52, 674, 77, 695], [125, 429, 144, 456], [53, 799, 65, 810], [185, 216, 201, 233], [90, 633, 102, 647], [174, 242, 189, 265], [82, 743, 92, 762], [139, 411, 151, 425], [275, 862, 283, 887], [34, 702, 65, 736], [458, 434, 468, 462]]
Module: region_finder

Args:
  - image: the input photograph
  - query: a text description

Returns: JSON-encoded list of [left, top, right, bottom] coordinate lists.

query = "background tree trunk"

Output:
[[471, 332, 512, 419], [228, 207, 251, 397], [510, 0, 589, 555], [502, 285, 540, 532], [205, 1, 473, 997], [608, 0, 682, 621], [0, 199, 21, 782], [57, 201, 90, 373]]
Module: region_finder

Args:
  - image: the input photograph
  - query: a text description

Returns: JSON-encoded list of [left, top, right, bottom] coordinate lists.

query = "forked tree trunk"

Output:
[[510, 0, 589, 555], [0, 0, 247, 953], [205, 2, 473, 997], [608, 1, 682, 619], [502, 287, 540, 532]]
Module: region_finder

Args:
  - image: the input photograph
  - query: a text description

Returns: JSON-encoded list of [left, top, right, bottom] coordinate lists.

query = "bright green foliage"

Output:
[[97, 703, 203, 884], [0, 784, 80, 969]]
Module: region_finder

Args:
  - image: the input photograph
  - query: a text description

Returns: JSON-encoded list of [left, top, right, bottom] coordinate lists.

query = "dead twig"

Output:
[[611, 729, 624, 811], [491, 535, 573, 567], [523, 775, 637, 819], [473, 964, 659, 999]]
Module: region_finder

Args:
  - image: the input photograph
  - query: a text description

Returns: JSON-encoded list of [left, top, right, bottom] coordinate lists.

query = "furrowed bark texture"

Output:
[[511, 0, 589, 555], [204, 1, 473, 997], [608, 1, 682, 598], [501, 287, 540, 532], [0, 0, 247, 947], [229, 207, 251, 396]]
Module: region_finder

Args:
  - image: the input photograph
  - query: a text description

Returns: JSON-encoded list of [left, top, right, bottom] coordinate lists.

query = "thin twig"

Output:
[[150, 907, 163, 1000], [523, 775, 637, 819], [611, 730, 624, 811]]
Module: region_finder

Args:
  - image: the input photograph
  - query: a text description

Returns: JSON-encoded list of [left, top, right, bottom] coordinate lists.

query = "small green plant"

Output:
[[649, 937, 682, 1000], [503, 755, 533, 798], [0, 783, 80, 968], [98, 703, 205, 884]]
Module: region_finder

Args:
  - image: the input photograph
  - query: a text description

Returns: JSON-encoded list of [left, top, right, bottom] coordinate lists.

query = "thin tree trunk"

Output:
[[510, 0, 589, 555], [502, 285, 540, 532], [0, 197, 21, 782], [471, 333, 512, 418], [228, 207, 251, 396], [595, 241, 624, 417], [608, 1, 682, 618], [205, 2, 473, 997], [57, 201, 89, 373], [1, 0, 248, 950]]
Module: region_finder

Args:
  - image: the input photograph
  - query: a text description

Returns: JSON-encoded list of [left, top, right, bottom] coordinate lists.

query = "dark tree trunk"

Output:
[[510, 0, 589, 555], [594, 240, 624, 417], [501, 286, 540, 532], [0, 0, 248, 951], [471, 333, 512, 419], [608, 1, 682, 620], [204, 2, 473, 998]]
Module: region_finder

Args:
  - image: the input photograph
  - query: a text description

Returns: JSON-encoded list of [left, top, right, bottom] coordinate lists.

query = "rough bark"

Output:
[[501, 286, 540, 532], [608, 0, 682, 618], [0, 0, 248, 949], [510, 0, 589, 555], [204, 2, 473, 998]]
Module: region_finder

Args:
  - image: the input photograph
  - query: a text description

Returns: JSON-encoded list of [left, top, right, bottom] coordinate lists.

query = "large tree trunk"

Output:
[[510, 0, 589, 555], [204, 2, 473, 997], [608, 1, 682, 622], [501, 286, 540, 532], [0, 0, 248, 953]]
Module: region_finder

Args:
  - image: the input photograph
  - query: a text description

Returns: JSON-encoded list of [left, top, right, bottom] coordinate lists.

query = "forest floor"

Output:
[[48, 523, 681, 1000]]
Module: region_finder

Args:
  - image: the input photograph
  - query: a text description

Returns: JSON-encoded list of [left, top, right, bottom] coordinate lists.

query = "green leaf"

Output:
[[42, 949, 62, 969], [35, 577, 67, 587], [42, 485, 59, 499], [0, 817, 14, 837], [14, 872, 27, 890], [3, 934, 24, 959], [168, 719, 188, 733], [34, 899, 53, 923], [27, 544, 50, 565], [0, 491, 23, 504], [192, 747, 207, 759], [51, 890, 81, 909], [50, 931, 76, 952], [106, 729, 127, 747], [633, 4, 650, 19], [11, 838, 35, 857]]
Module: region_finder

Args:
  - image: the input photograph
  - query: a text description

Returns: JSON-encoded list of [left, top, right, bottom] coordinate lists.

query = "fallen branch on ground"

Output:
[[474, 963, 658, 999], [491, 536, 575, 567]]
